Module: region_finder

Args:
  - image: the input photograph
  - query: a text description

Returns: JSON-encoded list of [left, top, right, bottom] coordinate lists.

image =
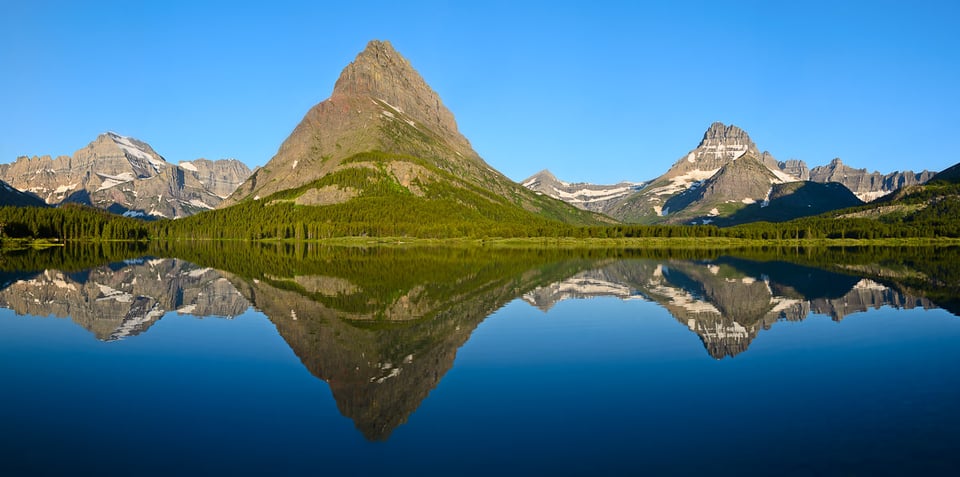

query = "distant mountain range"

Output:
[[0, 132, 251, 218], [0, 39, 953, 230], [524, 122, 936, 225]]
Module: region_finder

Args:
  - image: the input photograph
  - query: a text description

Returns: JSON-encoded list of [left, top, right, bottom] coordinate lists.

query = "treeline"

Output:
[[0, 204, 150, 242]]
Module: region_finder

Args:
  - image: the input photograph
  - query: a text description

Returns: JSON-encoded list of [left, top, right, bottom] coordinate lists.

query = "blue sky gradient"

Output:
[[2, 0, 958, 183]]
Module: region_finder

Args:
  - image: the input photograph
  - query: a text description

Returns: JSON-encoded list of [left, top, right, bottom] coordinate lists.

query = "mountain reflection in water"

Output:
[[0, 245, 956, 441]]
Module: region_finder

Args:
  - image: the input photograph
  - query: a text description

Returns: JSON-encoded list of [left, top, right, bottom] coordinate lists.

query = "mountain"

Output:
[[0, 132, 251, 218], [520, 170, 645, 212], [217, 40, 605, 230], [0, 179, 45, 207], [809, 158, 934, 202], [930, 162, 960, 184], [518, 121, 935, 226], [602, 122, 812, 224]]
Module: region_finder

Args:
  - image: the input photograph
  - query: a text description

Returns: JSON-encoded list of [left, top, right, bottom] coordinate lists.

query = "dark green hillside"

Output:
[[714, 181, 862, 226], [929, 162, 960, 184], [154, 151, 607, 240]]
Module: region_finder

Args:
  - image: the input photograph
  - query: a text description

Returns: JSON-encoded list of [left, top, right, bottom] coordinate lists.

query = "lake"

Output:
[[1, 244, 958, 476]]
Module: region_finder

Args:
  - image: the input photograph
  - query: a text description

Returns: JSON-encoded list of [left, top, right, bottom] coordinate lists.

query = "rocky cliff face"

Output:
[[520, 170, 644, 213], [809, 158, 934, 202], [0, 132, 251, 218], [778, 159, 810, 180]]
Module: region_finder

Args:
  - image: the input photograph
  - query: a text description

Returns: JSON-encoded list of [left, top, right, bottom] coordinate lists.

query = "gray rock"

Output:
[[0, 132, 252, 218], [809, 158, 934, 202]]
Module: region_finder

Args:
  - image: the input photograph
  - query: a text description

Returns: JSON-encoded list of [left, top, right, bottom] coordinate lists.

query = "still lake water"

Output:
[[0, 244, 958, 476]]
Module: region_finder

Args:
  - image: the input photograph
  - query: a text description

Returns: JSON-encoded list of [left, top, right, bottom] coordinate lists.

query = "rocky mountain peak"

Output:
[[332, 39, 460, 139], [663, 122, 764, 179], [699, 121, 753, 147], [531, 169, 558, 181]]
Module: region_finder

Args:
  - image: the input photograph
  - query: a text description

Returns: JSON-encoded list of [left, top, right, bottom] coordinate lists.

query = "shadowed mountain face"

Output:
[[1, 245, 954, 439]]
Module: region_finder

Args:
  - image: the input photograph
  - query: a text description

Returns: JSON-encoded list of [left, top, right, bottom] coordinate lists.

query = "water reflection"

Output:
[[0, 245, 956, 440], [0, 258, 248, 341]]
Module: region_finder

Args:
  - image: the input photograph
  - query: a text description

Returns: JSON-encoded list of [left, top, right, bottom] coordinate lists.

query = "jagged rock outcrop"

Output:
[[809, 158, 934, 202], [177, 158, 252, 200], [779, 159, 811, 180], [520, 169, 644, 213], [0, 132, 251, 218]]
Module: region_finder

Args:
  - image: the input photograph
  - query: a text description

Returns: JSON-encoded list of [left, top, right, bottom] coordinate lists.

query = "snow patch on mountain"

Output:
[[96, 172, 135, 191], [651, 169, 719, 196]]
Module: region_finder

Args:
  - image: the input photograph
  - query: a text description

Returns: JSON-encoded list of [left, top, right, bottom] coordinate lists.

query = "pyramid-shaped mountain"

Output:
[[219, 40, 603, 230]]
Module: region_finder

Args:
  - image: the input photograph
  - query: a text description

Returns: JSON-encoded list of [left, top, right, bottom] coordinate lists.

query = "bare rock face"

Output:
[[178, 158, 252, 199], [665, 122, 768, 177], [224, 40, 494, 205], [332, 40, 464, 148], [521, 169, 645, 213], [0, 133, 251, 218], [809, 158, 934, 202], [778, 159, 810, 180]]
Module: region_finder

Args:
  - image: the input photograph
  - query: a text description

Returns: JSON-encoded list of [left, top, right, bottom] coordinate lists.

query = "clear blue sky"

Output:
[[2, 0, 958, 184]]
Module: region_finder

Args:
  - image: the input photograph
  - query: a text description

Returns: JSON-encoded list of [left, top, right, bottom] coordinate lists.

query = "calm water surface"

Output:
[[0, 245, 958, 476]]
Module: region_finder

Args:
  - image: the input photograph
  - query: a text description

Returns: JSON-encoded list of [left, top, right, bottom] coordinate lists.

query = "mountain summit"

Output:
[[218, 40, 602, 229], [332, 40, 463, 145]]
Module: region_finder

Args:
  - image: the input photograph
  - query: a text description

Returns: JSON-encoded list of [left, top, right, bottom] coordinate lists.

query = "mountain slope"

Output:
[[0, 133, 251, 218], [219, 40, 605, 228], [928, 161, 960, 184], [0, 179, 45, 207]]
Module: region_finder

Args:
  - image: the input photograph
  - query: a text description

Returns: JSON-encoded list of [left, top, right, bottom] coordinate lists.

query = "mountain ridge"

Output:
[[0, 132, 252, 218]]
